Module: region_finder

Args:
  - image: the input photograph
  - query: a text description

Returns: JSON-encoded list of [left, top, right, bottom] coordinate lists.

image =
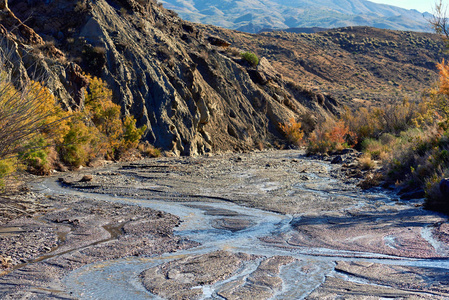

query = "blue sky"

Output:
[[368, 0, 434, 13]]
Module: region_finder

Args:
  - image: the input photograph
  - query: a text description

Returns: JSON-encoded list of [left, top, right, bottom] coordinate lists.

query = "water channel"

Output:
[[30, 150, 449, 299]]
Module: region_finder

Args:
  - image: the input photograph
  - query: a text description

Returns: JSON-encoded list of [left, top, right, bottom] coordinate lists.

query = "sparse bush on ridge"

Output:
[[240, 51, 259, 67]]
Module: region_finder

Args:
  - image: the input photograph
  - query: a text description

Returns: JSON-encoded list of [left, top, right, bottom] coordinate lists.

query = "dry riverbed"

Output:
[[0, 150, 448, 299]]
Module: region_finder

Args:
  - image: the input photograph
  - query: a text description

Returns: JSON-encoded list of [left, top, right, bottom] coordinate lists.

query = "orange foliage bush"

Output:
[[279, 118, 304, 146], [307, 120, 357, 154]]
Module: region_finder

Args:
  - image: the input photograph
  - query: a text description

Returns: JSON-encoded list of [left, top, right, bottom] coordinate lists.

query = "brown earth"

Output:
[[201, 25, 446, 107]]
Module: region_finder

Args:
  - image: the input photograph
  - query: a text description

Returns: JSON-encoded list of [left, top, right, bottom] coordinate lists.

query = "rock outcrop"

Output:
[[4, 0, 338, 155], [0, 1, 88, 110]]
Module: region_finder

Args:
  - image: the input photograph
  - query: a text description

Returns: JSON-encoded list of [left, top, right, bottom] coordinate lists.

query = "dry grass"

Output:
[[138, 142, 161, 158], [358, 172, 384, 190], [358, 154, 375, 170]]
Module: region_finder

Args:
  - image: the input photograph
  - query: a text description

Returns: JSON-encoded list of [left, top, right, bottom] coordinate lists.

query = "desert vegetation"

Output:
[[240, 52, 259, 67], [278, 1, 449, 212], [279, 58, 449, 212], [0, 67, 151, 188]]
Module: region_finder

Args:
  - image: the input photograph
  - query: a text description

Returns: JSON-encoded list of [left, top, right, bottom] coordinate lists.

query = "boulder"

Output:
[[80, 175, 94, 182], [440, 178, 449, 198], [331, 155, 343, 164]]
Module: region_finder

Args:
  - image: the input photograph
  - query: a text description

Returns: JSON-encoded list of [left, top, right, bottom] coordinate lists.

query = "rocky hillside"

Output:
[[2, 0, 340, 155], [0, 0, 446, 155], [161, 0, 433, 33], [200, 25, 446, 107]]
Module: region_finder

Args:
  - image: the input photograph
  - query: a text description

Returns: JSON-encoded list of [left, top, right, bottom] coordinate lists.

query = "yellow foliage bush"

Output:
[[0, 158, 17, 188], [279, 118, 304, 146], [0, 72, 68, 159], [0, 70, 73, 177], [82, 75, 147, 160], [0, 69, 148, 181]]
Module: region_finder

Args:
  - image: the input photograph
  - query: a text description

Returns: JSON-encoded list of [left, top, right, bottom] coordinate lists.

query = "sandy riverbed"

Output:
[[0, 150, 448, 299]]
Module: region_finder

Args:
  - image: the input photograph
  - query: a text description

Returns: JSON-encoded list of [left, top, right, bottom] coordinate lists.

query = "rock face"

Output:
[[5, 0, 338, 155], [0, 2, 87, 110], [440, 178, 449, 198]]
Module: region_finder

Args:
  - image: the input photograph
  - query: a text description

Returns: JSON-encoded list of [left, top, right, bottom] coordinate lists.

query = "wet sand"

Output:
[[1, 150, 448, 299]]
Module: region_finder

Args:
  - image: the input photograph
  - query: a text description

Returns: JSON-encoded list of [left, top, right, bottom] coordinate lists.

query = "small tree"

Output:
[[429, 1, 449, 46]]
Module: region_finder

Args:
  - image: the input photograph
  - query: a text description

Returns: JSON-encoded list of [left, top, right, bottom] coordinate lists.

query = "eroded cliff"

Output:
[[3, 0, 338, 154]]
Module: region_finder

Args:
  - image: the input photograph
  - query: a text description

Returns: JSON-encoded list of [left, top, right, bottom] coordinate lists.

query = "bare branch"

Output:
[[429, 0, 449, 46]]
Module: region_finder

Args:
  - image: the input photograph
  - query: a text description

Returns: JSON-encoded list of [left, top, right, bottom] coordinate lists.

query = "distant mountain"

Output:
[[161, 0, 433, 33]]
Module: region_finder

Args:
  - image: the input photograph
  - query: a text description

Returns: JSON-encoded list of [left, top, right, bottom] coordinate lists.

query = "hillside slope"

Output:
[[4, 0, 340, 155], [161, 0, 433, 33], [1, 0, 446, 155], [200, 25, 446, 106]]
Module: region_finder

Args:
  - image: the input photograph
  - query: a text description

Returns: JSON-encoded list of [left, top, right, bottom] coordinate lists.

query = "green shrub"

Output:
[[0, 158, 16, 187], [240, 52, 259, 67], [18, 136, 53, 175], [57, 117, 94, 168], [122, 116, 147, 149]]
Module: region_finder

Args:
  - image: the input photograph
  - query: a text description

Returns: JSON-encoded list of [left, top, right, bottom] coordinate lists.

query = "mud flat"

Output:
[[1, 150, 448, 299]]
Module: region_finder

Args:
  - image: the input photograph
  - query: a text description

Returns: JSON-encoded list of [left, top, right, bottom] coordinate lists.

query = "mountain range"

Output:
[[161, 0, 433, 33]]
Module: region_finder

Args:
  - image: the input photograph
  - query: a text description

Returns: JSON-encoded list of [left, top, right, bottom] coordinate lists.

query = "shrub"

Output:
[[307, 120, 357, 154], [138, 142, 161, 158], [240, 52, 259, 67], [18, 136, 53, 175], [307, 128, 334, 154], [361, 136, 394, 161], [0, 66, 71, 179], [328, 120, 357, 147], [341, 106, 382, 140], [358, 153, 375, 170], [0, 62, 149, 184], [122, 115, 147, 150], [424, 174, 446, 211], [81, 75, 146, 160], [57, 116, 94, 167], [0, 158, 16, 188], [279, 118, 304, 146], [0, 72, 64, 161]]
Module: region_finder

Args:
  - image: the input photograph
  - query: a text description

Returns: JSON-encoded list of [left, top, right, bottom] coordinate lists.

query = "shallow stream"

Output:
[[32, 151, 449, 299]]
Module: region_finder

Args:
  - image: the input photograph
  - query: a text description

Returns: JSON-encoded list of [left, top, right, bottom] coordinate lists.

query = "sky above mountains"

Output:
[[161, 0, 432, 33], [369, 0, 433, 13]]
